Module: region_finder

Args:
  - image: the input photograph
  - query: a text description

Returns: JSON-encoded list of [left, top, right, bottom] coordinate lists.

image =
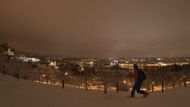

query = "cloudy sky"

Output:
[[0, 0, 190, 57]]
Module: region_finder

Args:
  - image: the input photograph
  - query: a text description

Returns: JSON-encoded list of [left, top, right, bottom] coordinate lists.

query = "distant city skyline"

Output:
[[0, 0, 190, 57]]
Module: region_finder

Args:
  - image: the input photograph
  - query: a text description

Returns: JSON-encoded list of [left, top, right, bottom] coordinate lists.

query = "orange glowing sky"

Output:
[[0, 0, 190, 57]]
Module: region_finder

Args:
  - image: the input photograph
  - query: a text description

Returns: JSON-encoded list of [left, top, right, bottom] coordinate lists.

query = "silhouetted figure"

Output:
[[130, 64, 149, 97]]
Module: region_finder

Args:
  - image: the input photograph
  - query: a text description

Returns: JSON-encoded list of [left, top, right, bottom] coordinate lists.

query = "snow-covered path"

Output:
[[0, 74, 190, 107]]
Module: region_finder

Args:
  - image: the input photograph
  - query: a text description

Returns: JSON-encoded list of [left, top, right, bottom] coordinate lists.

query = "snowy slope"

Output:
[[0, 74, 190, 107]]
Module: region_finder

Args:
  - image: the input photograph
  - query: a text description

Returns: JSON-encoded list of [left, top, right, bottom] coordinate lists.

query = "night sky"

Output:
[[0, 0, 190, 57]]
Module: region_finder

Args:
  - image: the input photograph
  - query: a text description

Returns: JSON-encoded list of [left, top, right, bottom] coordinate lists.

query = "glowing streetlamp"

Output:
[[64, 72, 68, 76], [42, 74, 46, 77], [81, 67, 85, 72], [123, 80, 127, 84]]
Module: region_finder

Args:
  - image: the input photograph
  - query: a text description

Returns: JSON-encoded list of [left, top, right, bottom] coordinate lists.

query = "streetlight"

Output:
[[64, 72, 68, 76], [123, 80, 127, 84]]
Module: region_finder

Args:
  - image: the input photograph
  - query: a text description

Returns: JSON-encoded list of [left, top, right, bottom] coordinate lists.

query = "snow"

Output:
[[0, 74, 190, 107]]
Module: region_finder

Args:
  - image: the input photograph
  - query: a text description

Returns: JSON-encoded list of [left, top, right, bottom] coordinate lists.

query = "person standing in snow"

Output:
[[130, 64, 149, 97]]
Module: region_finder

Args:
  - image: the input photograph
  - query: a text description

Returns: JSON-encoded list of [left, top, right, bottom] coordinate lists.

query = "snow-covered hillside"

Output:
[[0, 74, 190, 107]]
